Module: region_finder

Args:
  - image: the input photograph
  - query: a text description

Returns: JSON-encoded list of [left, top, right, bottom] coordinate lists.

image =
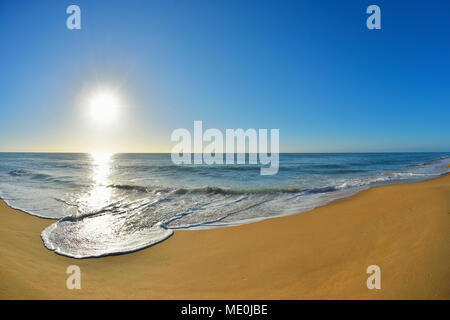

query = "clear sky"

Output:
[[0, 0, 449, 153]]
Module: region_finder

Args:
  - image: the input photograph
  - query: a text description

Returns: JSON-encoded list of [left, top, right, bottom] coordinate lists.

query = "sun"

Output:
[[88, 90, 120, 124]]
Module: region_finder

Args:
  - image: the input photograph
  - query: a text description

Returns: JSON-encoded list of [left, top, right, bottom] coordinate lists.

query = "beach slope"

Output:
[[1, 174, 449, 299]]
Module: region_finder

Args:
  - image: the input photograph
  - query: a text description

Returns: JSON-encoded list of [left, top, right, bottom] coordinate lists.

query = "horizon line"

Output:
[[0, 151, 448, 154]]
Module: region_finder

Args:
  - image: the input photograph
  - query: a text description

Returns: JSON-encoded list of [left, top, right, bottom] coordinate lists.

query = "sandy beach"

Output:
[[1, 172, 449, 300]]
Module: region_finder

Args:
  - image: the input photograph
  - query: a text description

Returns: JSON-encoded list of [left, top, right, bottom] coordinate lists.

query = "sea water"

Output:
[[0, 152, 448, 258]]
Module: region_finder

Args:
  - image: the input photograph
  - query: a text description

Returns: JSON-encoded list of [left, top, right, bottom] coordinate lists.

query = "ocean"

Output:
[[0, 152, 448, 258]]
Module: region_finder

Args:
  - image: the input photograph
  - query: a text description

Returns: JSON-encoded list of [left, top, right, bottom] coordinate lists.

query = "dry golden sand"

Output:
[[1, 173, 449, 299]]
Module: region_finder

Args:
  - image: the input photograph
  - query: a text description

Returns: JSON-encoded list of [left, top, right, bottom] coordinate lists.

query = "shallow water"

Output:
[[0, 152, 448, 258]]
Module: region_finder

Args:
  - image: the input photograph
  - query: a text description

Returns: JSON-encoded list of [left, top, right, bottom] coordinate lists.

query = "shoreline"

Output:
[[2, 169, 447, 228], [0, 171, 446, 257], [0, 172, 449, 299]]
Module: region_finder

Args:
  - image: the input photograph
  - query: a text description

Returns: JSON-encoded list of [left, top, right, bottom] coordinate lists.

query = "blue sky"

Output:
[[0, 0, 449, 152]]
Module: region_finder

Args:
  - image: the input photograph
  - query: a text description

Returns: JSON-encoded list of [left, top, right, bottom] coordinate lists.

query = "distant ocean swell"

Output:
[[0, 152, 448, 258]]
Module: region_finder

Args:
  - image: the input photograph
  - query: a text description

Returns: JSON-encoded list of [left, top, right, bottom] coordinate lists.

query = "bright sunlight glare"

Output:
[[89, 91, 120, 125]]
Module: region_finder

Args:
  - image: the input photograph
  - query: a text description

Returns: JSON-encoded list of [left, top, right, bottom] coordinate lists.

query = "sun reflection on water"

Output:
[[79, 152, 114, 214]]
